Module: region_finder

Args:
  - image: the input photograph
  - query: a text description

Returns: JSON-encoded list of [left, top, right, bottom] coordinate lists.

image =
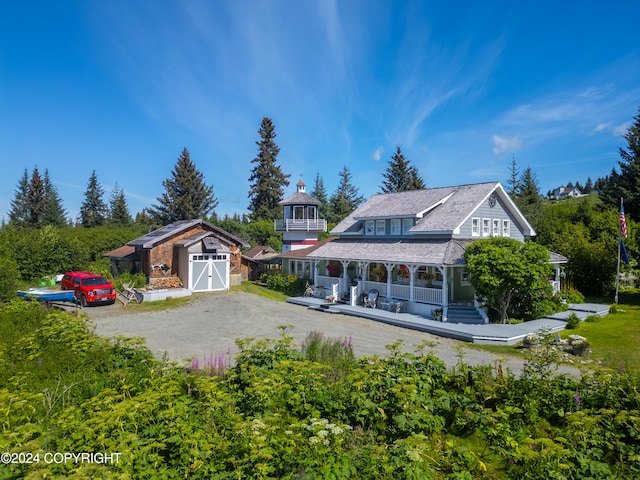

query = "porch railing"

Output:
[[361, 280, 442, 305], [274, 219, 327, 232]]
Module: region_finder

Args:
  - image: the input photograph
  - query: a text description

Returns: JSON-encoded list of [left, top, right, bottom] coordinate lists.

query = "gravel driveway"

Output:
[[87, 290, 576, 375]]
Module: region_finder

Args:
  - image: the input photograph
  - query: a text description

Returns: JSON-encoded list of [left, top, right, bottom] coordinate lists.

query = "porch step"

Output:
[[308, 303, 342, 314], [447, 305, 484, 325]]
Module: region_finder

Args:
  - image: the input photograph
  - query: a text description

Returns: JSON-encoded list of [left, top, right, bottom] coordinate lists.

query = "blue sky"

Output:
[[1, 1, 639, 223]]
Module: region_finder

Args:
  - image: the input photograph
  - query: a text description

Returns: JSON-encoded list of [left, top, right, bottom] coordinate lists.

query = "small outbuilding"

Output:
[[105, 219, 249, 292]]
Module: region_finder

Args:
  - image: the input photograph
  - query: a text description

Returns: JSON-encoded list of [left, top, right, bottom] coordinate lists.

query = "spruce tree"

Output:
[[150, 148, 218, 225], [109, 182, 133, 226], [247, 117, 290, 221], [380, 146, 425, 193], [506, 156, 520, 199], [516, 166, 542, 229], [600, 106, 640, 220], [79, 170, 108, 227], [328, 165, 363, 223], [42, 169, 68, 227], [310, 171, 330, 220], [26, 167, 47, 228], [8, 168, 29, 227]]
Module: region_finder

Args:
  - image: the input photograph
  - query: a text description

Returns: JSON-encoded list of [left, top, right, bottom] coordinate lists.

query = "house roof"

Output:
[[128, 219, 249, 249], [103, 245, 136, 260], [278, 191, 322, 206], [244, 245, 277, 259], [303, 238, 473, 266], [332, 181, 536, 237]]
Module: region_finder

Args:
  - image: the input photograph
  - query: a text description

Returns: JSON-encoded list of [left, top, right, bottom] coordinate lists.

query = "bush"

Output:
[[0, 256, 20, 303], [559, 288, 586, 304], [565, 312, 581, 329], [584, 314, 601, 323], [265, 274, 306, 294]]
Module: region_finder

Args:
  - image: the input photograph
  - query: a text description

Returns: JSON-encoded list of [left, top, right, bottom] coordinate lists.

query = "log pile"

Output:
[[149, 276, 184, 289]]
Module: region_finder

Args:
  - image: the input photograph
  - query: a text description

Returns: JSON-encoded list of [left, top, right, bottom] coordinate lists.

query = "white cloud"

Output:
[[372, 145, 384, 161], [614, 122, 630, 136], [491, 135, 522, 156]]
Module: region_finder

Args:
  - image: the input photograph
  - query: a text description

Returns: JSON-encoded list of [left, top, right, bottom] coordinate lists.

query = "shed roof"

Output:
[[128, 219, 249, 249]]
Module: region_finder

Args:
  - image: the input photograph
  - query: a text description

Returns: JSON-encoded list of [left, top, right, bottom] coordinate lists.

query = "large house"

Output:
[[281, 181, 566, 322]]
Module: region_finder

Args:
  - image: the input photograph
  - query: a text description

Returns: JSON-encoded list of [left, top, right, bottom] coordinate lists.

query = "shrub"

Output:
[[584, 314, 601, 323], [559, 288, 586, 304], [265, 274, 306, 294], [565, 312, 581, 329]]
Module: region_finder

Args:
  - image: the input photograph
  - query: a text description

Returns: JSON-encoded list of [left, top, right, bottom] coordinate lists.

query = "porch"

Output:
[[287, 296, 609, 346]]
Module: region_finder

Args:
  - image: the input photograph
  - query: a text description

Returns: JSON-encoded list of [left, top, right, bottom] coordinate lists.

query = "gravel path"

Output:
[[87, 291, 579, 376]]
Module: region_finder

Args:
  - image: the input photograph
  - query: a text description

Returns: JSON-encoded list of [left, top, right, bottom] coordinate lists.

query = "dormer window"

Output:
[[402, 218, 413, 234], [390, 219, 401, 235], [376, 220, 386, 235], [365, 220, 375, 235]]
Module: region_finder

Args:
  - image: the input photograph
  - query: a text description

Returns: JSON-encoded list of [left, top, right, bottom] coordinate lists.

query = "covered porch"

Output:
[[287, 256, 485, 323]]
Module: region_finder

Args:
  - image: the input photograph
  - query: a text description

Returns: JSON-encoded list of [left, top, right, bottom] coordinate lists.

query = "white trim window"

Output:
[[492, 219, 500, 236], [365, 220, 375, 236], [376, 220, 386, 235], [390, 218, 401, 235], [502, 219, 510, 237], [482, 218, 490, 236], [472, 218, 480, 236], [402, 218, 413, 234]]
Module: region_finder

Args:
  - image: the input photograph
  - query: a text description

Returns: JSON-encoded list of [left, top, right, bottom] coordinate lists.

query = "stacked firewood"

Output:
[[149, 276, 184, 289]]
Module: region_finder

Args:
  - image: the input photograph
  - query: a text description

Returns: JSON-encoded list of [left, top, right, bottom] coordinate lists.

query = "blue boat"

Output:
[[17, 288, 76, 303]]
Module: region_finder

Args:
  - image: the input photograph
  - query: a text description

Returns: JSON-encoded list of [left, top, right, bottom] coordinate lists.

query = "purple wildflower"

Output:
[[574, 392, 581, 410]]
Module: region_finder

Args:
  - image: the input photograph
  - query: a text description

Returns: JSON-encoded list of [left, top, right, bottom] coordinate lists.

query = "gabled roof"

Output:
[[128, 219, 249, 249], [332, 182, 536, 237]]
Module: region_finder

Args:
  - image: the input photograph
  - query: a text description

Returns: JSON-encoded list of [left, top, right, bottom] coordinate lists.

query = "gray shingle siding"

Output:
[[456, 195, 525, 241]]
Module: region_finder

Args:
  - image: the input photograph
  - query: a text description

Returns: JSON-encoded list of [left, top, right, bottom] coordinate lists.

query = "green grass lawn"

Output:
[[470, 289, 640, 371]]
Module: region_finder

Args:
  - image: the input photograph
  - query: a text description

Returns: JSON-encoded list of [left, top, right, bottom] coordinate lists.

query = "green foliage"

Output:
[[0, 256, 20, 303], [247, 117, 290, 221], [2, 302, 640, 478], [565, 312, 581, 329], [264, 273, 306, 294], [149, 147, 218, 225], [536, 195, 623, 295], [79, 169, 109, 227], [112, 271, 147, 290], [559, 288, 586, 304], [327, 165, 364, 224], [379, 145, 425, 193], [464, 237, 554, 323]]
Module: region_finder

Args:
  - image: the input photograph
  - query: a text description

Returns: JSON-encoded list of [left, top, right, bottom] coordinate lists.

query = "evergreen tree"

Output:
[[8, 168, 29, 227], [408, 165, 426, 190], [150, 148, 218, 225], [310, 171, 330, 220], [25, 167, 47, 228], [328, 165, 363, 223], [584, 177, 593, 194], [506, 156, 520, 198], [41, 169, 68, 227], [109, 182, 133, 226], [380, 146, 425, 193], [600, 106, 640, 220], [516, 166, 542, 229], [247, 118, 290, 221], [79, 170, 108, 228]]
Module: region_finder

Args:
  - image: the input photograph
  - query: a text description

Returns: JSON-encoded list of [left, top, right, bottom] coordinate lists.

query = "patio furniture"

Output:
[[380, 299, 404, 313], [363, 289, 379, 308]]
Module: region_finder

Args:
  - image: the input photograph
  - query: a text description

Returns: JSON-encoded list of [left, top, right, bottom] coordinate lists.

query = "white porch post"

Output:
[[408, 265, 418, 302], [440, 265, 448, 322], [313, 260, 319, 286], [385, 263, 394, 299], [340, 260, 350, 296]]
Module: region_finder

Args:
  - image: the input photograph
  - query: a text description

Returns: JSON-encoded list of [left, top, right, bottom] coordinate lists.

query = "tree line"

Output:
[[6, 117, 426, 230]]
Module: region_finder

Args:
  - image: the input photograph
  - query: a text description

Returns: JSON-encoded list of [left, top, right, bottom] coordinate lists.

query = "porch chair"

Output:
[[303, 281, 315, 298], [363, 289, 379, 308]]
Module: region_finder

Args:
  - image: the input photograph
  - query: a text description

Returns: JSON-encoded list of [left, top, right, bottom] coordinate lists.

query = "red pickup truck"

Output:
[[61, 271, 116, 306]]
